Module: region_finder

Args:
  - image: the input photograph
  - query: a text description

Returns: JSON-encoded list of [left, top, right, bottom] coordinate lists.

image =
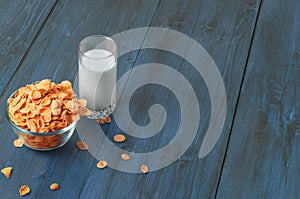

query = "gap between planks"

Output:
[[214, 0, 265, 198]]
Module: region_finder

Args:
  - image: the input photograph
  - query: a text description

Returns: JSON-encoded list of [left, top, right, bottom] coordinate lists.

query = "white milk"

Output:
[[79, 49, 116, 110]]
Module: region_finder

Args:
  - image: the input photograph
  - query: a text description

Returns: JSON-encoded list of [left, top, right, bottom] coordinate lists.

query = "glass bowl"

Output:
[[6, 91, 77, 151]]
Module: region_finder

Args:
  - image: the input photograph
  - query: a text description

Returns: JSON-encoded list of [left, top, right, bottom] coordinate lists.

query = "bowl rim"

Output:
[[6, 89, 78, 136]]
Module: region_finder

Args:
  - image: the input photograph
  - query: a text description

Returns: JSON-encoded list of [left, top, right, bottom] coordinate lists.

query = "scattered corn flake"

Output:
[[97, 118, 105, 125], [19, 185, 30, 196], [50, 183, 59, 191], [121, 153, 130, 160], [113, 134, 126, 143], [104, 116, 111, 123], [140, 165, 149, 174], [1, 167, 13, 179], [76, 141, 88, 150], [97, 161, 108, 169], [13, 138, 24, 148]]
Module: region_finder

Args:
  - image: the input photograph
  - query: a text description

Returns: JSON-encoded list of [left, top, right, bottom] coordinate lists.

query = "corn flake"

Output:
[[104, 116, 111, 123], [76, 141, 88, 150], [19, 185, 30, 196], [121, 153, 130, 160], [97, 161, 108, 169], [32, 90, 42, 100], [9, 95, 21, 107], [41, 97, 51, 106], [1, 167, 13, 179], [97, 118, 105, 125], [140, 165, 149, 173], [50, 183, 59, 191], [113, 134, 126, 143], [13, 138, 24, 148]]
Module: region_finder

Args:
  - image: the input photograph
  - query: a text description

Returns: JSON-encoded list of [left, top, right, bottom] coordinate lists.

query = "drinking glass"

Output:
[[78, 35, 117, 119]]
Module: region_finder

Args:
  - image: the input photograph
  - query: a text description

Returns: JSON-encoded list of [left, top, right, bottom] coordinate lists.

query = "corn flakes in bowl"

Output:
[[6, 79, 89, 151]]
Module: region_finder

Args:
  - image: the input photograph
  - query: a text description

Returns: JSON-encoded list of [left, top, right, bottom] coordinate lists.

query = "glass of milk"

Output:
[[78, 35, 117, 119]]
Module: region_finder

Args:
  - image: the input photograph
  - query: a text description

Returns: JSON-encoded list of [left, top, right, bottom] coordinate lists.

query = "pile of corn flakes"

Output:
[[7, 79, 90, 149]]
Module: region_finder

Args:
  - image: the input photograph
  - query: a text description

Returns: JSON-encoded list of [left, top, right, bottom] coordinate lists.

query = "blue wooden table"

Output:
[[0, 0, 299, 198]]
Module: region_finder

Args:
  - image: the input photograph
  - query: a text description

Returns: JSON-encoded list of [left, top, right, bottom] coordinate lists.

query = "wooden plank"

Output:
[[217, 0, 300, 198], [0, 0, 56, 96], [110, 0, 262, 198]]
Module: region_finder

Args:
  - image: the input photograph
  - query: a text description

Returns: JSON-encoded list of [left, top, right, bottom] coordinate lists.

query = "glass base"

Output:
[[87, 104, 115, 119]]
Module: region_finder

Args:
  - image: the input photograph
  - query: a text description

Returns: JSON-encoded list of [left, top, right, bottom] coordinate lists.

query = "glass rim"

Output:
[[6, 90, 78, 136], [78, 35, 118, 60]]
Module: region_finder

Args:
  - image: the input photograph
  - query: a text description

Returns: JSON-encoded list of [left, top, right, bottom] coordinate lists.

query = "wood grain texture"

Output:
[[0, 0, 263, 198], [0, 0, 56, 96], [217, 0, 300, 198]]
